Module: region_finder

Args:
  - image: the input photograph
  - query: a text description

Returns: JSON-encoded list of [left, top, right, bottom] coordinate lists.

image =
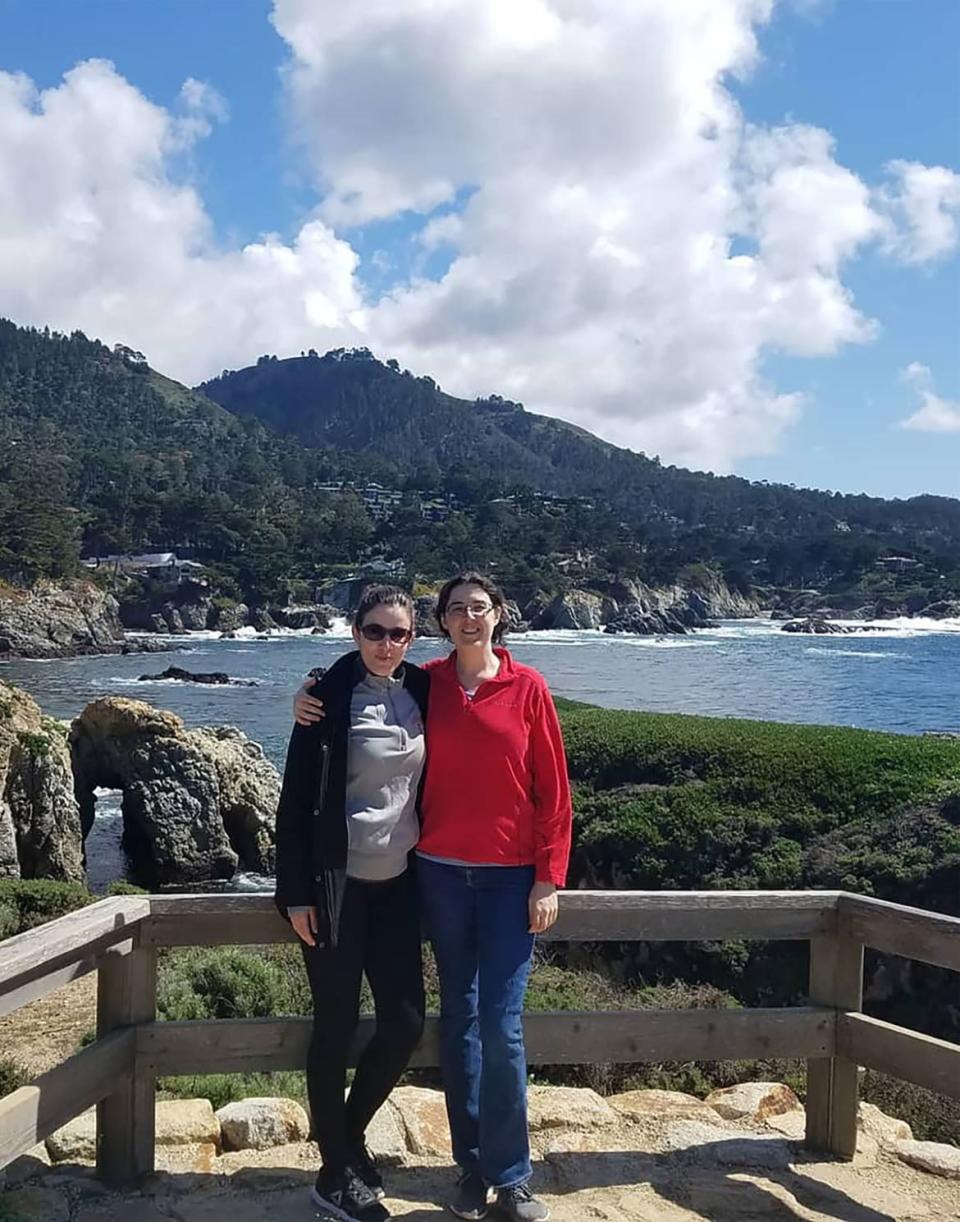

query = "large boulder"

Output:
[[69, 698, 278, 884], [895, 1139, 960, 1178], [603, 606, 688, 635], [526, 1086, 618, 1131], [391, 1086, 452, 1158], [414, 595, 442, 637], [0, 580, 125, 659], [209, 602, 250, 633], [0, 683, 84, 882], [781, 617, 853, 635], [216, 1098, 310, 1151], [919, 600, 960, 620], [531, 591, 604, 631], [705, 1082, 801, 1123], [270, 605, 335, 631]]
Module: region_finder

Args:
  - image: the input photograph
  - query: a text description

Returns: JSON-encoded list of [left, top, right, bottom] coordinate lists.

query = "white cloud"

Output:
[[0, 59, 362, 384], [899, 363, 960, 434], [273, 0, 897, 468], [0, 6, 955, 473], [879, 161, 960, 265]]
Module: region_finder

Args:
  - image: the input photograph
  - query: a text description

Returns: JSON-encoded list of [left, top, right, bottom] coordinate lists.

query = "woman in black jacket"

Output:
[[274, 584, 429, 1222]]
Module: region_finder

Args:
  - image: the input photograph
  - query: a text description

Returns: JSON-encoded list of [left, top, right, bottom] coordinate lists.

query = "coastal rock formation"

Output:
[[0, 683, 84, 882], [69, 698, 278, 884], [781, 616, 855, 634], [532, 591, 604, 630], [919, 599, 960, 620], [530, 571, 759, 635], [137, 667, 256, 687], [414, 594, 442, 637], [0, 580, 129, 660]]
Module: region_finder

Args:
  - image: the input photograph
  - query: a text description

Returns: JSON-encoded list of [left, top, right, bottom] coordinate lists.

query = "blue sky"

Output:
[[0, 0, 957, 500]]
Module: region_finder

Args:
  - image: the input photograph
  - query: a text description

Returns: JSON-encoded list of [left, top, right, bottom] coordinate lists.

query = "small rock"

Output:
[[46, 1108, 96, 1161], [526, 1086, 618, 1132], [391, 1086, 452, 1157], [154, 1142, 219, 1174], [216, 1097, 311, 1151], [157, 1098, 221, 1147], [662, 1119, 793, 1169], [895, 1138, 960, 1179], [608, 1089, 721, 1125], [705, 1081, 801, 1123], [764, 1110, 806, 1141], [858, 1101, 913, 1147]]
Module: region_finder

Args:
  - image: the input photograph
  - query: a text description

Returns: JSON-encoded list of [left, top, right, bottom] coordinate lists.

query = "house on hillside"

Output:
[[81, 553, 205, 582]]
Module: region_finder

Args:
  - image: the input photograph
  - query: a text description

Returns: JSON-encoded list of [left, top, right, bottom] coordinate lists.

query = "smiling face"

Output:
[[439, 581, 502, 654], [352, 601, 415, 676]]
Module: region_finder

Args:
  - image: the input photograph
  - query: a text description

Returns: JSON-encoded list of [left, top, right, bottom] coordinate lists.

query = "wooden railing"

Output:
[[1, 890, 958, 1186]]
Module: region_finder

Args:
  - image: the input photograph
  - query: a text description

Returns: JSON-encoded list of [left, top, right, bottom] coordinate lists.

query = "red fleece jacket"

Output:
[[418, 648, 572, 886]]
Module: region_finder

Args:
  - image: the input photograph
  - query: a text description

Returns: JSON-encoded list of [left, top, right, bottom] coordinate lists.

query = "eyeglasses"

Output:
[[445, 602, 495, 618], [359, 624, 413, 644]]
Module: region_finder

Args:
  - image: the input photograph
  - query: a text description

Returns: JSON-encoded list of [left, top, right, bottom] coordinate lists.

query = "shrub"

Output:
[[0, 879, 94, 937], [157, 945, 311, 1021], [157, 1071, 307, 1113], [0, 1058, 27, 1098]]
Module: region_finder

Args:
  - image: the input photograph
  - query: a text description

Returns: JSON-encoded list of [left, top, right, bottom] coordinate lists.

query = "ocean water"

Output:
[[3, 617, 958, 890]]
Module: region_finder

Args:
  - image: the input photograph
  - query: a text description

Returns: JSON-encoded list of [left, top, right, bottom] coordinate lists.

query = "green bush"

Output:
[[157, 945, 311, 1021], [0, 879, 94, 937], [157, 1071, 307, 1113], [0, 1058, 27, 1098], [861, 1072, 960, 1147]]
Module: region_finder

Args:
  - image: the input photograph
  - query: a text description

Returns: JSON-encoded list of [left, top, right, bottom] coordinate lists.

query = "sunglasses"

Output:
[[359, 624, 413, 644]]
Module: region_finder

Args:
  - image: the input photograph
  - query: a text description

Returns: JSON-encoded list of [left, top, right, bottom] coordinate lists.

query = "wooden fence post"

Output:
[[805, 930, 863, 1158], [96, 943, 157, 1185]]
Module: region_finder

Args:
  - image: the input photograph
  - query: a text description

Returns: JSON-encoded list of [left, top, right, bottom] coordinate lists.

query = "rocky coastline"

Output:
[[0, 683, 278, 887], [1, 572, 956, 661]]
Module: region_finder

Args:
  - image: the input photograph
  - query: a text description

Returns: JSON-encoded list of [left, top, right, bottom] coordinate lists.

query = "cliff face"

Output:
[[0, 580, 125, 659], [528, 571, 760, 633], [0, 683, 84, 882]]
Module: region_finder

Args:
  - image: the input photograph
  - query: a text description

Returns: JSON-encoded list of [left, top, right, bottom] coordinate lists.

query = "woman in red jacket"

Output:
[[296, 572, 571, 1222]]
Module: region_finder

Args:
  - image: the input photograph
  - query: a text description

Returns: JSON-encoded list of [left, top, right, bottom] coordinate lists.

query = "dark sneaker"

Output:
[[310, 1165, 390, 1220], [448, 1169, 489, 1219], [495, 1182, 550, 1222], [350, 1141, 385, 1201]]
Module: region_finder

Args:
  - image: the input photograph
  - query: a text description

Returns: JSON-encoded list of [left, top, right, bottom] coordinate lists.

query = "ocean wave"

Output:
[[105, 676, 253, 689], [805, 648, 905, 660], [512, 630, 716, 647]]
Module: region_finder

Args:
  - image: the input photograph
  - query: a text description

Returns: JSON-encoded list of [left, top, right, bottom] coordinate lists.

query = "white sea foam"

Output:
[[805, 648, 905, 660], [106, 676, 249, 689]]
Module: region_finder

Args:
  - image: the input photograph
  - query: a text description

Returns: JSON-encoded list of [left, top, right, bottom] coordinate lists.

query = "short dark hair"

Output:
[[435, 571, 507, 643], [352, 584, 415, 629]]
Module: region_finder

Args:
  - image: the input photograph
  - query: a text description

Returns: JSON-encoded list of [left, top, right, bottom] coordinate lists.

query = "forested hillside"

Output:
[[1, 320, 959, 605]]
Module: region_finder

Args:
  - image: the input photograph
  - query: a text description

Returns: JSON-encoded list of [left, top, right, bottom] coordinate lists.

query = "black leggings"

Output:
[[300, 867, 425, 1172]]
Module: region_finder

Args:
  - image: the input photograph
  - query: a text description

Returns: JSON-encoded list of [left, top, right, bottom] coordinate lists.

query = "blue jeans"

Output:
[[417, 857, 536, 1189]]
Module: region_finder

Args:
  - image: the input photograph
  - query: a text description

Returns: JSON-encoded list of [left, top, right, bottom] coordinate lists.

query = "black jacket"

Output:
[[273, 651, 430, 947]]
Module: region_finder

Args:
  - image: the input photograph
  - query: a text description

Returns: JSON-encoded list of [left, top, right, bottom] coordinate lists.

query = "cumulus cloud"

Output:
[[0, 59, 362, 384], [272, 0, 903, 467], [879, 160, 960, 265], [0, 5, 955, 471], [899, 363, 960, 434]]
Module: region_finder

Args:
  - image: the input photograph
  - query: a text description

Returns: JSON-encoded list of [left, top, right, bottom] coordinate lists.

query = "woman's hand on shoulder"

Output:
[[528, 881, 558, 934], [293, 680, 326, 726]]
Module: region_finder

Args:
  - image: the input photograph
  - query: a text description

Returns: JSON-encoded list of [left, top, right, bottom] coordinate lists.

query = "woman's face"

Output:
[[441, 582, 501, 653], [352, 602, 415, 676]]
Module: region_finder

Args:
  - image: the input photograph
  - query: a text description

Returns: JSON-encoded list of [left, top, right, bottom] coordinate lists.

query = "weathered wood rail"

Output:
[[0, 890, 957, 1185]]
